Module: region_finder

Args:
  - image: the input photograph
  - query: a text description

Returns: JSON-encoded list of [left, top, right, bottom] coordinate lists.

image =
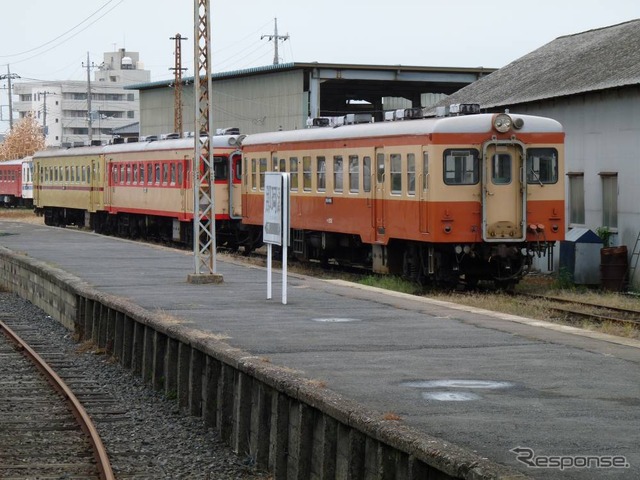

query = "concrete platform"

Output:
[[1, 220, 639, 479]]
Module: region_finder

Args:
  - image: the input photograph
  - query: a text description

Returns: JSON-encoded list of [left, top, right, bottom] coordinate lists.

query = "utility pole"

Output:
[[0, 65, 20, 130], [188, 0, 223, 284], [262, 18, 289, 65], [40, 91, 51, 139], [82, 52, 98, 145], [170, 34, 188, 137]]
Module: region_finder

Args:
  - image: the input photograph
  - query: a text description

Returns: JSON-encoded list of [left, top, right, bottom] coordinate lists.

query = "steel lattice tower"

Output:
[[188, 0, 222, 284]]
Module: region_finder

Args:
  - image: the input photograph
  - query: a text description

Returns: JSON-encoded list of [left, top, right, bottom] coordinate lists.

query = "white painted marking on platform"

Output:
[[422, 391, 481, 401]]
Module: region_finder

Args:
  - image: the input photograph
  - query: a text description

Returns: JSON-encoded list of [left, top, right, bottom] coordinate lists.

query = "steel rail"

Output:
[[0, 319, 115, 480], [517, 293, 640, 327]]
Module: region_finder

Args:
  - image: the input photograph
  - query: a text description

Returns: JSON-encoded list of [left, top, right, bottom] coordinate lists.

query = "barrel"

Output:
[[600, 246, 628, 291]]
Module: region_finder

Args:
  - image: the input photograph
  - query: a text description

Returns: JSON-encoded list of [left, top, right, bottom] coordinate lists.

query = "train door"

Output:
[[229, 151, 242, 219], [90, 158, 101, 211], [418, 148, 430, 233], [181, 155, 190, 216], [372, 148, 386, 242], [482, 142, 526, 241]]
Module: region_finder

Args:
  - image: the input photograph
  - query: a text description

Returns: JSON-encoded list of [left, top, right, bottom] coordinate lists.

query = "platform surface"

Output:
[[1, 220, 639, 479]]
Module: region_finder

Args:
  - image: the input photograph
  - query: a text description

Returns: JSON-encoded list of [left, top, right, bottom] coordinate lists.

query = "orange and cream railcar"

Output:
[[241, 108, 565, 287], [34, 135, 256, 248]]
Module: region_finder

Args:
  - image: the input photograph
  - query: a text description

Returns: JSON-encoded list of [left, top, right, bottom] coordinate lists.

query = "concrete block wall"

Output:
[[0, 246, 527, 480]]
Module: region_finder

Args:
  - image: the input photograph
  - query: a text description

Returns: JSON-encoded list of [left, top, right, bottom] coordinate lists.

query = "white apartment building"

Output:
[[14, 49, 150, 147]]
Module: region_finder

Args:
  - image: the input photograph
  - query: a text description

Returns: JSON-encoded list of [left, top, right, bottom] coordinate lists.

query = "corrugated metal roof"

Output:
[[127, 62, 496, 90], [434, 19, 640, 110]]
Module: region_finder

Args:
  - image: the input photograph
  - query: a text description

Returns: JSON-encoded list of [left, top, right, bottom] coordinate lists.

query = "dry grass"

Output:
[[0, 209, 44, 225], [382, 412, 402, 422]]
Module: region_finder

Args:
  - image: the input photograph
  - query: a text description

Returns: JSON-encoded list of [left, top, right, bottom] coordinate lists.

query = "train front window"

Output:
[[443, 149, 479, 185], [527, 148, 558, 184], [214, 156, 228, 180], [492, 153, 512, 185]]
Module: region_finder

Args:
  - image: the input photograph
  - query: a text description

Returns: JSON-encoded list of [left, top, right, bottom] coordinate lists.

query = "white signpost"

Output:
[[263, 172, 290, 304]]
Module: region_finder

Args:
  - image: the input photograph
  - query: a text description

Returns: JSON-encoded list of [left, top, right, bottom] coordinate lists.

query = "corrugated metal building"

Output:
[[131, 62, 494, 136], [435, 19, 640, 287]]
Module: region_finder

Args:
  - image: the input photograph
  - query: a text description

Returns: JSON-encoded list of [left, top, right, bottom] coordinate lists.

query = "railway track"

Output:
[[516, 292, 640, 328], [0, 314, 114, 480]]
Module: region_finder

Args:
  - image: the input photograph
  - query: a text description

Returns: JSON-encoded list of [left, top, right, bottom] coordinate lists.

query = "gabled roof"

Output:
[[436, 19, 640, 110]]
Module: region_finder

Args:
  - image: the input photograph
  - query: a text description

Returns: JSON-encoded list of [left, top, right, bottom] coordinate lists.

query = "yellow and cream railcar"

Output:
[[33, 147, 105, 226], [241, 107, 565, 287]]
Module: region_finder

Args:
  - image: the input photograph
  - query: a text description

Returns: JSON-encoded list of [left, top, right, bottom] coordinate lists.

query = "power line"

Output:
[[0, 0, 119, 59], [2, 1, 125, 67]]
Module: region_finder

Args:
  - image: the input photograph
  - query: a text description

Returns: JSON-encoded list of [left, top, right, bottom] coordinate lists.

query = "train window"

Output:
[[317, 156, 326, 192], [272, 156, 279, 171], [303, 156, 311, 192], [65, 166, 70, 182], [87, 165, 91, 184], [333, 156, 344, 193], [443, 149, 479, 185], [170, 163, 176, 184], [492, 154, 512, 185], [422, 152, 429, 192], [139, 163, 145, 184], [259, 158, 267, 190], [376, 153, 385, 183], [162, 164, 168, 184], [155, 163, 161, 184], [127, 164, 132, 184], [349, 155, 359, 193], [289, 157, 299, 191], [120, 165, 125, 184], [178, 164, 184, 185], [527, 148, 558, 184], [407, 153, 416, 195], [251, 159, 257, 190], [82, 166, 86, 183], [147, 164, 153, 185], [70, 167, 75, 183], [279, 158, 286, 174], [363, 156, 372, 192], [55, 167, 59, 182], [132, 164, 138, 184], [390, 154, 402, 194], [214, 156, 228, 180], [235, 158, 241, 181]]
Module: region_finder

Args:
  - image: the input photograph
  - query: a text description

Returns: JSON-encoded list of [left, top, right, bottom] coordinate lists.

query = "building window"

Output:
[[127, 111, 135, 119], [567, 173, 585, 225], [127, 94, 135, 101], [600, 173, 618, 229]]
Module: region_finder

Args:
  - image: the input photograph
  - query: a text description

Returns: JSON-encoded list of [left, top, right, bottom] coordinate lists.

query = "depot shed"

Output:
[[560, 228, 603, 285]]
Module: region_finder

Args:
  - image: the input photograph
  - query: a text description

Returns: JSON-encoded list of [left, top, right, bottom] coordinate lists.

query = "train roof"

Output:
[[0, 159, 25, 166], [242, 113, 563, 147], [33, 135, 244, 159]]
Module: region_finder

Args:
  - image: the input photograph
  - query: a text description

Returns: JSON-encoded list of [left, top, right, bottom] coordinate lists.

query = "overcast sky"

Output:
[[1, 0, 639, 132]]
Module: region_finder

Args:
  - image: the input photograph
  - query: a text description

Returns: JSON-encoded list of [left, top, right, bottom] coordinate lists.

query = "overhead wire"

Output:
[[2, 1, 125, 66]]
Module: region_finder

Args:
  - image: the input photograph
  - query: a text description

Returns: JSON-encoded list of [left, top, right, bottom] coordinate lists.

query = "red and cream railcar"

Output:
[[100, 135, 251, 247], [241, 108, 565, 287], [34, 135, 256, 249], [0, 159, 23, 207]]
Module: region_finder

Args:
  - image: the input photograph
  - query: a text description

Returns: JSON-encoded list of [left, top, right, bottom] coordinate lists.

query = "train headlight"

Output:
[[455, 245, 463, 254], [493, 113, 512, 133]]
